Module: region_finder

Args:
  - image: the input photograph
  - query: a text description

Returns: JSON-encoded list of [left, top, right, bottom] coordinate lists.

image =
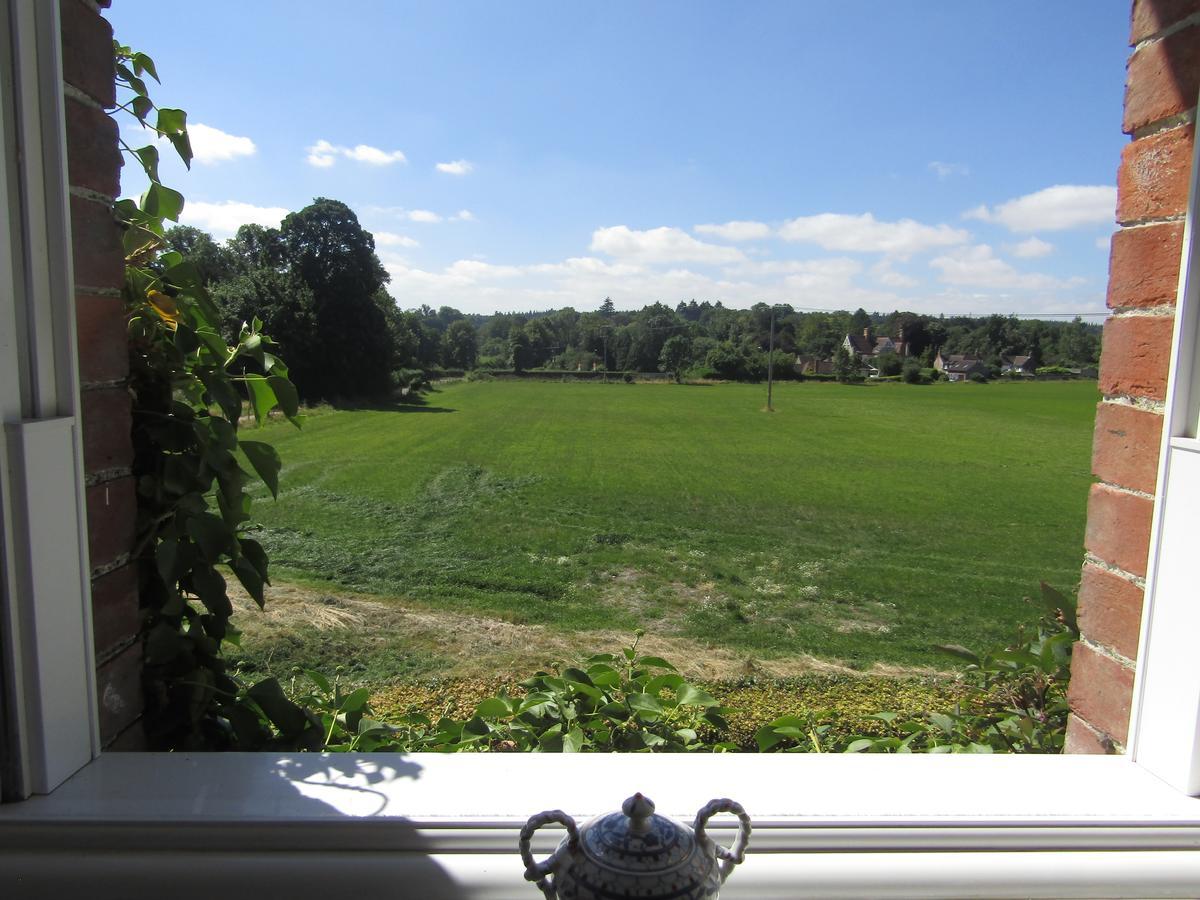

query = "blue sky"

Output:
[[110, 2, 1132, 317]]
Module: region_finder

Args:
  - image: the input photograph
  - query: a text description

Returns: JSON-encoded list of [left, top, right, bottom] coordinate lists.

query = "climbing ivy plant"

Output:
[[113, 43, 324, 749]]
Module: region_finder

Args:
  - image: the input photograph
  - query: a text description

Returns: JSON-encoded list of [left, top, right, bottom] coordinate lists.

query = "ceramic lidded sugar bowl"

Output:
[[519, 793, 751, 899]]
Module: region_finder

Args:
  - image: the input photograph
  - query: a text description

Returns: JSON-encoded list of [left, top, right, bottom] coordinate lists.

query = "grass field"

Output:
[[235, 379, 1097, 680]]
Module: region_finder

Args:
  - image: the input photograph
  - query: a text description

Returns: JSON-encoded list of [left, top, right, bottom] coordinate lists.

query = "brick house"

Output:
[[933, 351, 987, 381]]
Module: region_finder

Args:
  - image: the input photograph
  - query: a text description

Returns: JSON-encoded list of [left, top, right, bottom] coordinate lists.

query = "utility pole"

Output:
[[766, 306, 776, 412]]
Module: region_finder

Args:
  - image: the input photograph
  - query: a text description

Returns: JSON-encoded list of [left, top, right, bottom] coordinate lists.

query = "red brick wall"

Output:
[[1066, 0, 1200, 753], [61, 0, 143, 750]]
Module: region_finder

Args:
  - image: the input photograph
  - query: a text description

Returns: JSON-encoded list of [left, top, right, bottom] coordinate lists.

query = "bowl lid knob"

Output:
[[621, 793, 655, 834]]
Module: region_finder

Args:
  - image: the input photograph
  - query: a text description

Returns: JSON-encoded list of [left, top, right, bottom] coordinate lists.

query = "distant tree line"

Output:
[[170, 198, 1102, 400]]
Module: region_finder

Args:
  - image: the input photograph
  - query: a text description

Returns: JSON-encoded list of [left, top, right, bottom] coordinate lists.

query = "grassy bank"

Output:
[[237, 379, 1096, 671]]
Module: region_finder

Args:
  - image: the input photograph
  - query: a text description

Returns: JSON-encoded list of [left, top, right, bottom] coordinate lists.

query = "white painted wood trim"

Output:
[[1129, 82, 1200, 793], [2, 754, 1200, 897], [0, 0, 97, 799]]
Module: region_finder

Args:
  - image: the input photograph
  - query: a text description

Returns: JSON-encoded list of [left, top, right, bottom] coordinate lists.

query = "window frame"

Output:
[[4, 2, 1200, 896]]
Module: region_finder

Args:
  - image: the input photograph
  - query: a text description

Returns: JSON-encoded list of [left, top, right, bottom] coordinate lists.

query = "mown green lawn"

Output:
[[244, 379, 1097, 669]]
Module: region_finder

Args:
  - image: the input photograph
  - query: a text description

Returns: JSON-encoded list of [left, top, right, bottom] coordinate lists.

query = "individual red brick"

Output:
[[65, 97, 121, 199], [1131, 0, 1200, 45], [1077, 564, 1145, 661], [96, 642, 143, 746], [70, 195, 123, 290], [1091, 402, 1165, 495], [1107, 222, 1184, 309], [91, 564, 138, 659], [1085, 483, 1154, 578], [1064, 713, 1117, 755], [81, 387, 132, 473], [1067, 642, 1135, 744], [1116, 124, 1195, 223], [85, 476, 136, 572], [59, 0, 115, 107], [1097, 315, 1175, 402], [76, 292, 129, 385], [1125, 25, 1200, 133]]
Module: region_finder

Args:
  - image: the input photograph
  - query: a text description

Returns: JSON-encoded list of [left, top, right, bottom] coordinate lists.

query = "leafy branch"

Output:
[[113, 42, 310, 749]]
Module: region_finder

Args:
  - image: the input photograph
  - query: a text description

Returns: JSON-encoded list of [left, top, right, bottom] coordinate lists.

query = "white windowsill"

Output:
[[3, 753, 1200, 898]]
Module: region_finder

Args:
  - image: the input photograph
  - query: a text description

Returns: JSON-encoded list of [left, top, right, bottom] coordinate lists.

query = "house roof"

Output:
[[845, 334, 873, 354], [944, 357, 984, 373]]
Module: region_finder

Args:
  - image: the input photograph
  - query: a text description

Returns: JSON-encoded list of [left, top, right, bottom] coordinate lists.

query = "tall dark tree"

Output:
[[211, 269, 320, 394], [599, 296, 616, 317], [280, 198, 393, 398], [442, 319, 478, 370], [509, 330, 533, 372], [659, 334, 692, 383], [226, 224, 286, 274], [164, 225, 231, 285]]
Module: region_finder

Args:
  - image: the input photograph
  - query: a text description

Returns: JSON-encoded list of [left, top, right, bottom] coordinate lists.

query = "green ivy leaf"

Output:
[[676, 683, 718, 708], [133, 144, 160, 182], [131, 51, 159, 82], [239, 538, 269, 582], [243, 375, 277, 425], [141, 182, 185, 221], [186, 512, 233, 562], [475, 697, 510, 719], [305, 670, 331, 693], [637, 656, 676, 670], [339, 687, 370, 714], [563, 726, 585, 753], [231, 557, 265, 607], [190, 566, 231, 618], [267, 375, 300, 422], [247, 678, 310, 736], [627, 693, 663, 718], [240, 440, 281, 498], [131, 95, 153, 121]]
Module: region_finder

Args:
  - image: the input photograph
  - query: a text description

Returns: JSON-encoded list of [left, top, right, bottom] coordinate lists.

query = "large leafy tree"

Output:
[[210, 268, 320, 396], [280, 198, 394, 398], [442, 319, 478, 369], [164, 225, 231, 286]]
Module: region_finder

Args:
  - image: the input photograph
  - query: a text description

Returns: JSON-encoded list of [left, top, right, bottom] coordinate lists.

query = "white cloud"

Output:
[[407, 209, 443, 223], [453, 209, 476, 221], [179, 200, 288, 239], [188, 123, 256, 165], [929, 244, 1081, 291], [345, 144, 407, 165], [436, 159, 474, 175], [373, 231, 419, 248], [871, 259, 919, 289], [590, 225, 745, 264], [1096, 235, 1112, 251], [694, 220, 772, 241], [306, 139, 407, 167], [928, 161, 969, 180], [306, 139, 338, 168], [447, 259, 522, 279], [778, 212, 969, 257], [964, 185, 1116, 232], [1010, 236, 1054, 258]]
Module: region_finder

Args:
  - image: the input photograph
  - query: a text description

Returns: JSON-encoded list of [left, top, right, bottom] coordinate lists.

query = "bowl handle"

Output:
[[519, 809, 579, 899], [694, 798, 752, 882]]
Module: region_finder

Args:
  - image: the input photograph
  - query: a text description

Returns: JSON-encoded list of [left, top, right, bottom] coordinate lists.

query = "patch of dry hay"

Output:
[[229, 580, 940, 682]]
